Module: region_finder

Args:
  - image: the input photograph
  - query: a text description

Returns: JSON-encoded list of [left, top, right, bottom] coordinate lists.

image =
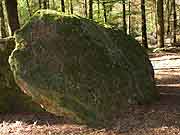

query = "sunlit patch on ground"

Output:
[[150, 53, 180, 97]]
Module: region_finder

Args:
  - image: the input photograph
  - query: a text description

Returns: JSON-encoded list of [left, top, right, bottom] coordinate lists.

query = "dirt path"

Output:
[[150, 53, 180, 106], [1, 52, 180, 135]]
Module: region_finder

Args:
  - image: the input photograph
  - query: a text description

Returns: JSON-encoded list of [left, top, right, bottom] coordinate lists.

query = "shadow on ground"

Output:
[[1, 52, 180, 134]]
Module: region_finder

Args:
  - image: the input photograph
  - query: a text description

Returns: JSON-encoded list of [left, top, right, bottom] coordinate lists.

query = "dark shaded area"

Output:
[[5, 0, 20, 35], [0, 37, 44, 113]]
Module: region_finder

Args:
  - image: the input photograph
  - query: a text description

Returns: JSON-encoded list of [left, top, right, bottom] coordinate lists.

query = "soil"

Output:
[[1, 51, 180, 135]]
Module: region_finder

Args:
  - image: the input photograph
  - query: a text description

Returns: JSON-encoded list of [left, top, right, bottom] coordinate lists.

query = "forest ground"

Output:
[[1, 49, 180, 135]]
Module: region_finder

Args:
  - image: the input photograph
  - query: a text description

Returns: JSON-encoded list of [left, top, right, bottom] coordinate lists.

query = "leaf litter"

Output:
[[1, 51, 180, 135]]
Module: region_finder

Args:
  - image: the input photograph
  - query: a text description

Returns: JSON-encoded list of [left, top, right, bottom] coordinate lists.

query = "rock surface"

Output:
[[9, 10, 159, 126], [0, 37, 43, 112]]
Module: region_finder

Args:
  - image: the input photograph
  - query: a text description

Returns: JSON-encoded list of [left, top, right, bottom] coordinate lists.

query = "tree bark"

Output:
[[39, 0, 42, 9], [43, 0, 47, 9], [154, 0, 157, 39], [89, 0, 93, 19], [157, 0, 164, 48], [128, 0, 131, 34], [141, 0, 148, 48], [0, 1, 6, 38], [172, 0, 177, 45], [97, 0, 100, 19], [70, 0, 73, 14], [122, 0, 127, 35], [52, 0, 55, 9], [84, 0, 88, 17], [47, 0, 50, 8], [166, 0, 171, 35], [5, 0, 20, 35], [103, 2, 107, 23], [61, 0, 65, 12]]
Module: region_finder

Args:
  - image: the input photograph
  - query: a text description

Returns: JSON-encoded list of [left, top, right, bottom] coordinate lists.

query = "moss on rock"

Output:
[[9, 10, 159, 126]]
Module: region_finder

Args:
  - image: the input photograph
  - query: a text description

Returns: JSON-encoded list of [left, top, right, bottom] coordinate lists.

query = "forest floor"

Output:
[[1, 49, 180, 135]]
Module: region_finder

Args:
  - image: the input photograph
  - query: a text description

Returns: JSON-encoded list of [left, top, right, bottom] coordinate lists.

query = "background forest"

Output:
[[0, 0, 180, 49]]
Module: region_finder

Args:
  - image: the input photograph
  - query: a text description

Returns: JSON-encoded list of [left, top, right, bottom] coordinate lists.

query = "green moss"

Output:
[[9, 10, 159, 126]]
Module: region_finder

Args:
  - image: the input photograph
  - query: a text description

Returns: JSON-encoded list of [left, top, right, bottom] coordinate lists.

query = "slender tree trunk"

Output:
[[61, 0, 65, 12], [166, 0, 170, 35], [102, 2, 107, 23], [26, 0, 32, 16], [89, 0, 93, 19], [157, 0, 164, 48], [151, 10, 153, 32], [97, 0, 100, 19], [5, 0, 20, 35], [154, 0, 157, 39], [166, 0, 173, 36], [141, 0, 148, 48], [84, 0, 87, 17], [67, 0, 70, 14], [70, 0, 73, 14], [172, 0, 177, 45], [39, 0, 42, 9], [47, 0, 50, 8], [122, 0, 127, 34], [0, 1, 6, 38], [109, 6, 112, 20], [128, 0, 131, 34], [43, 0, 47, 9], [52, 0, 55, 9]]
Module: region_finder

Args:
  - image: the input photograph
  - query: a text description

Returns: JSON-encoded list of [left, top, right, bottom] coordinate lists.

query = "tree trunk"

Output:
[[5, 0, 20, 35], [154, 0, 157, 39], [52, 0, 55, 9], [128, 0, 131, 34], [43, 0, 47, 9], [172, 0, 177, 45], [0, 1, 6, 38], [166, 0, 171, 35], [83, 0, 88, 17], [70, 0, 73, 14], [122, 0, 127, 34], [97, 0, 100, 19], [157, 0, 164, 48], [39, 0, 42, 9], [141, 0, 148, 48], [89, 0, 93, 19], [61, 0, 65, 12], [103, 2, 107, 23], [26, 0, 32, 16], [47, 0, 50, 8]]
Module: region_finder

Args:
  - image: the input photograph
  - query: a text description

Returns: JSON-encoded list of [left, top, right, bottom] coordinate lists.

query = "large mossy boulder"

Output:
[[0, 37, 43, 112], [9, 10, 159, 126]]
